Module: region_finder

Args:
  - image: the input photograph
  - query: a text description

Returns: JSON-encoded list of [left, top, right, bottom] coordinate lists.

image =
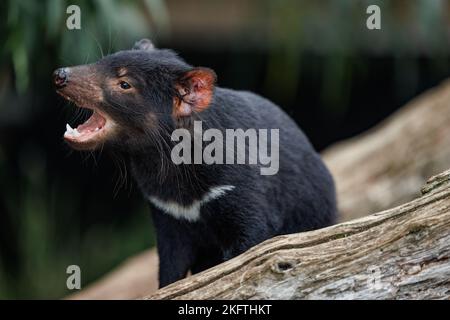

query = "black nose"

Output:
[[53, 68, 68, 88]]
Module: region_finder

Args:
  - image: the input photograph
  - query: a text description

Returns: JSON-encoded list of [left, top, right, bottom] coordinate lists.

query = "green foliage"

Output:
[[0, 0, 167, 299], [1, 0, 169, 93]]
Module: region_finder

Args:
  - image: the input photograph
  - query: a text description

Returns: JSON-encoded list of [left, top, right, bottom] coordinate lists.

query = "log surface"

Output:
[[324, 79, 450, 221], [147, 169, 450, 300]]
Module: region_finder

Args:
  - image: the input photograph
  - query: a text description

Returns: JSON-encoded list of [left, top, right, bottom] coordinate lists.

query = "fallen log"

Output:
[[324, 79, 450, 221], [147, 169, 450, 299]]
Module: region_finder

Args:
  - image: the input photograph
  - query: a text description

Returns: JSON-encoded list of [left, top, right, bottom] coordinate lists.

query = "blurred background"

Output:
[[1, 0, 450, 299]]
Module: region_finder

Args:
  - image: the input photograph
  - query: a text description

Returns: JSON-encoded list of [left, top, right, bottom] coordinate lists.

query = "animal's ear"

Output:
[[173, 67, 217, 117], [132, 39, 155, 51]]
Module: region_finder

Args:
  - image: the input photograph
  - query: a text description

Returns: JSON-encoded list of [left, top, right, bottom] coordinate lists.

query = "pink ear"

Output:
[[174, 67, 216, 117]]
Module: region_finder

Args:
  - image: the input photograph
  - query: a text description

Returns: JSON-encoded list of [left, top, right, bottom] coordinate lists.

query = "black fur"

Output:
[[57, 40, 337, 288]]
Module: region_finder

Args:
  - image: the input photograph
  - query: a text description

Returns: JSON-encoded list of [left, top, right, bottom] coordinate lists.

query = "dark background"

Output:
[[1, 0, 450, 298]]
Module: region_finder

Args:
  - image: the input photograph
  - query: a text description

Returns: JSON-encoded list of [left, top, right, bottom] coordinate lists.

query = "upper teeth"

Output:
[[64, 123, 81, 137]]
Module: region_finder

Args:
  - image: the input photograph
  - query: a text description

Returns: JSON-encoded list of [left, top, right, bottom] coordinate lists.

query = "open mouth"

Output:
[[59, 93, 115, 149], [64, 109, 108, 144], [54, 65, 115, 149]]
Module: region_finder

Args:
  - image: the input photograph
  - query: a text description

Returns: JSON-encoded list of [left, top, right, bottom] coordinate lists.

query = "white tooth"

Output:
[[73, 128, 81, 137], [66, 123, 73, 132], [95, 127, 99, 131]]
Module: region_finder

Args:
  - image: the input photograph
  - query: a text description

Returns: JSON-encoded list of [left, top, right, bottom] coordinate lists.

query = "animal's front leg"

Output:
[[157, 238, 194, 288], [151, 208, 195, 288]]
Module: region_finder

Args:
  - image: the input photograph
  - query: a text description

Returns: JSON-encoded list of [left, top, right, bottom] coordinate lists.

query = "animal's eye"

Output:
[[119, 81, 131, 90]]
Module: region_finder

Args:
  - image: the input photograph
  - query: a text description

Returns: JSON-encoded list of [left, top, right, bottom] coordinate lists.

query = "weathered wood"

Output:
[[323, 79, 450, 221], [146, 169, 450, 300]]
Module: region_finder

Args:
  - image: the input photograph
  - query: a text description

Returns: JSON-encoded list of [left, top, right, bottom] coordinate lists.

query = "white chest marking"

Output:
[[147, 185, 235, 222]]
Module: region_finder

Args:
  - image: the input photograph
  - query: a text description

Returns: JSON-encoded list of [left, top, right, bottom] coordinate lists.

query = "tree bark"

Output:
[[69, 79, 450, 300], [147, 169, 450, 300], [324, 79, 450, 222]]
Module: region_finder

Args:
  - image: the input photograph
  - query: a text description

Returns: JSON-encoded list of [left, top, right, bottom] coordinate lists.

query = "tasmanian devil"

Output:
[[53, 39, 337, 288]]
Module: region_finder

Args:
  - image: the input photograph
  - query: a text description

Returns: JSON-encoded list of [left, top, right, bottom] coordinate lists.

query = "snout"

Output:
[[53, 68, 69, 88]]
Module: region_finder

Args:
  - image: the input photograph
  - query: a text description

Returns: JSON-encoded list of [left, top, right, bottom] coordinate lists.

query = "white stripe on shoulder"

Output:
[[147, 185, 235, 222]]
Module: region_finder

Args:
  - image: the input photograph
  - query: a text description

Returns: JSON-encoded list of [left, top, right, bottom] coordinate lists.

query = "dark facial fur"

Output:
[[54, 39, 337, 288], [55, 44, 203, 150]]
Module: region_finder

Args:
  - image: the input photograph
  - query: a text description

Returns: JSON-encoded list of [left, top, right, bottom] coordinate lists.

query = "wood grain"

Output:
[[146, 169, 450, 299]]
